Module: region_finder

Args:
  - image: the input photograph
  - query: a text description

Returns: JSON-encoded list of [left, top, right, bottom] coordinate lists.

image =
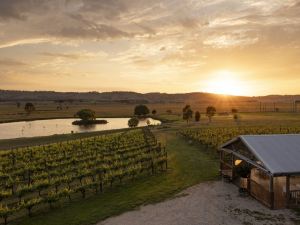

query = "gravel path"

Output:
[[98, 181, 299, 225]]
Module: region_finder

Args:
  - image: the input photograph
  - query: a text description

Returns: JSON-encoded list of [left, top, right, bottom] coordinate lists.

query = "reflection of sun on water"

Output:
[[204, 70, 248, 96]]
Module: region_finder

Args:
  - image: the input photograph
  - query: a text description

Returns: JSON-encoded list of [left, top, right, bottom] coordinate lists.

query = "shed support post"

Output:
[[247, 164, 251, 193], [231, 153, 235, 180], [286, 175, 290, 208], [270, 175, 274, 209], [219, 150, 223, 175]]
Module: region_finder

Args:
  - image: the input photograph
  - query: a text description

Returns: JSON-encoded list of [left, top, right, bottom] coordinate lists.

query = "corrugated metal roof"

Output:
[[223, 134, 300, 176]]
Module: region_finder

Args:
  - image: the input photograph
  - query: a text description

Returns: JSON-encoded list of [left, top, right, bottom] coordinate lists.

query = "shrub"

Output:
[[128, 117, 139, 128]]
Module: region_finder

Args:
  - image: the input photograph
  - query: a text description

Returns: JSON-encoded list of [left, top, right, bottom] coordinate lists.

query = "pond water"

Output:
[[0, 118, 161, 140]]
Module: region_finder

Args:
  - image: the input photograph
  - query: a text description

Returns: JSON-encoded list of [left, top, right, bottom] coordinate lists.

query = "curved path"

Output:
[[98, 181, 299, 225]]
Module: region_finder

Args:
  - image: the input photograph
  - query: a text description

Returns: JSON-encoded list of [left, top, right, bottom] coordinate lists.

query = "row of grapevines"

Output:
[[180, 126, 300, 149], [0, 128, 167, 224]]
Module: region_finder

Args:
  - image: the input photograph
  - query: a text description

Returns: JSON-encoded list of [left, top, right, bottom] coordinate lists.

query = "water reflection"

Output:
[[0, 118, 161, 140]]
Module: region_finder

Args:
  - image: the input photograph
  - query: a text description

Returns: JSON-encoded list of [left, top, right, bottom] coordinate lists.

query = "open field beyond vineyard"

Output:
[[1, 100, 300, 123]]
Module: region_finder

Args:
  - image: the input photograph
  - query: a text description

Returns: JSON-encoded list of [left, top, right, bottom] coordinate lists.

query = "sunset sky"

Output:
[[0, 0, 300, 96]]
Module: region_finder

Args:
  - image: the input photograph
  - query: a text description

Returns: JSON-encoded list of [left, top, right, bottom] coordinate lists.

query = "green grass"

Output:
[[0, 127, 142, 150], [11, 131, 219, 225]]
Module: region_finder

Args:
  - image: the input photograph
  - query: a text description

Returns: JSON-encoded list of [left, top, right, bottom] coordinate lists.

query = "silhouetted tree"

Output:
[[128, 117, 139, 127], [134, 105, 150, 117], [232, 108, 240, 124], [206, 106, 216, 123], [195, 111, 201, 122], [183, 105, 193, 124], [74, 109, 96, 121], [24, 103, 35, 114]]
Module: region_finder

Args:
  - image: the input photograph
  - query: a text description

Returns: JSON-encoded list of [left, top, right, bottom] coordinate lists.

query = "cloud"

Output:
[[0, 0, 26, 20], [0, 0, 51, 21], [0, 38, 52, 49], [0, 58, 27, 66], [203, 33, 259, 48], [0, 0, 298, 49], [59, 14, 132, 40], [40, 52, 82, 60]]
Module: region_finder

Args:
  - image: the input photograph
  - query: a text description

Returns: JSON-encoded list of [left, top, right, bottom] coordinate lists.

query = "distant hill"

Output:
[[0, 90, 299, 103]]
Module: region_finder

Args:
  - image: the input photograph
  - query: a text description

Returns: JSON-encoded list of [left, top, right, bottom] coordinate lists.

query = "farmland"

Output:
[[0, 106, 300, 225], [1, 100, 299, 123], [2, 128, 218, 225], [0, 128, 167, 224]]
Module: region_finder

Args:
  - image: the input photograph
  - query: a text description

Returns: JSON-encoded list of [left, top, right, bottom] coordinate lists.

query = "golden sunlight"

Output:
[[203, 70, 249, 96]]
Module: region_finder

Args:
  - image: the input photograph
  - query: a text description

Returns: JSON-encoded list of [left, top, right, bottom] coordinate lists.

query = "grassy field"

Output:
[[10, 130, 218, 225], [0, 127, 142, 150], [1, 100, 299, 123]]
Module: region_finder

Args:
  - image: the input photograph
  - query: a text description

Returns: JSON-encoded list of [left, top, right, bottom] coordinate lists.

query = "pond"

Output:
[[0, 118, 161, 140]]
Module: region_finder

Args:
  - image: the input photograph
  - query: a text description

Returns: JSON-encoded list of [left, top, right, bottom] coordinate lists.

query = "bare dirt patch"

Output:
[[98, 181, 299, 225]]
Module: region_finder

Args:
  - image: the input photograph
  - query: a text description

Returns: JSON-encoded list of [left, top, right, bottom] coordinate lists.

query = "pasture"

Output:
[[0, 100, 299, 123]]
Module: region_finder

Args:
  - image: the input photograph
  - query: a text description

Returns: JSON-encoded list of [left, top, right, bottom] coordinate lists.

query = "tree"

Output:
[[74, 109, 96, 121], [182, 105, 193, 124], [128, 117, 139, 128], [24, 103, 35, 114], [195, 111, 201, 122], [134, 105, 150, 117], [206, 106, 216, 123], [233, 114, 240, 123], [152, 109, 157, 115], [232, 108, 240, 124]]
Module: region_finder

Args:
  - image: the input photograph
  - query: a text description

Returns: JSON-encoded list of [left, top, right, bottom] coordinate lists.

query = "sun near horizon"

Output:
[[201, 70, 252, 96]]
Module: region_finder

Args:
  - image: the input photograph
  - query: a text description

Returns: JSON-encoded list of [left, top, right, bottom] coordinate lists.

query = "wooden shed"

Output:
[[219, 134, 300, 209]]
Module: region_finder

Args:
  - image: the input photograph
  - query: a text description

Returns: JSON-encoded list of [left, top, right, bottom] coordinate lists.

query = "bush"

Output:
[[128, 117, 139, 128]]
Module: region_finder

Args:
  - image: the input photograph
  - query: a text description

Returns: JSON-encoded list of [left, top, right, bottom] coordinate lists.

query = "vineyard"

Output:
[[0, 128, 167, 225], [180, 126, 300, 149]]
